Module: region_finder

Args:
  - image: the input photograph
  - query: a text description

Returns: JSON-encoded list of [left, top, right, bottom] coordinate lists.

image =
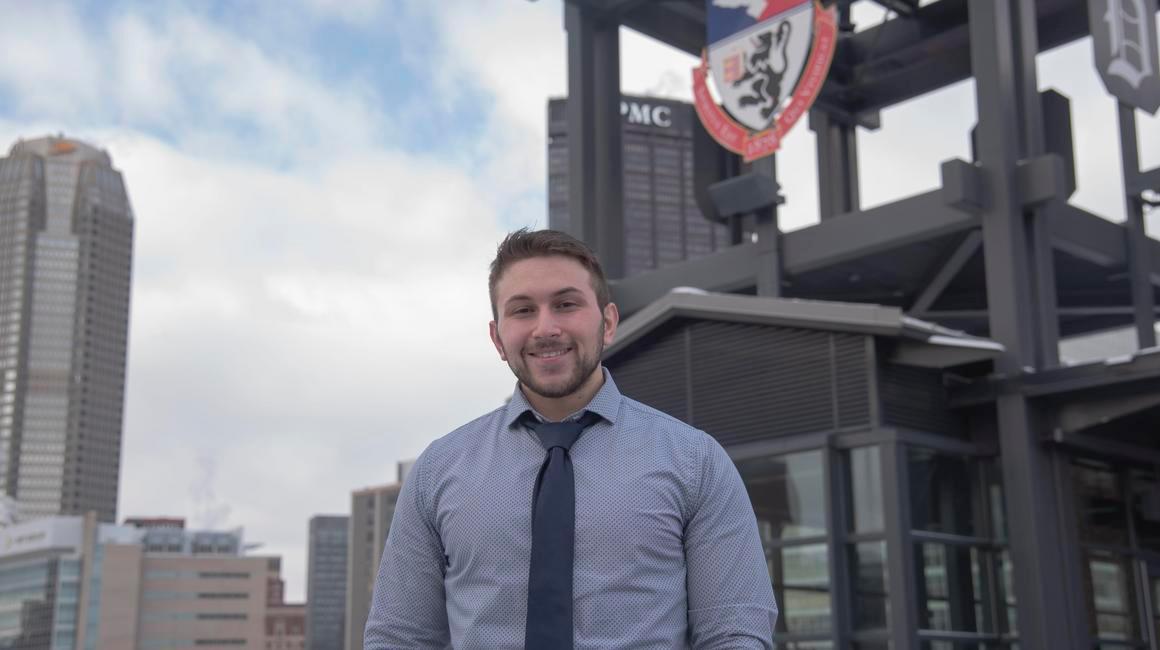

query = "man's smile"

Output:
[[528, 347, 572, 360]]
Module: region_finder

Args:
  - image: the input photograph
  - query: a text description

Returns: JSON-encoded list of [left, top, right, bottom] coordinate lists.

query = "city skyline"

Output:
[[0, 0, 1157, 603]]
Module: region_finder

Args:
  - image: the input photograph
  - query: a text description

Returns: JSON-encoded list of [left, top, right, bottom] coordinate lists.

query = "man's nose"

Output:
[[532, 309, 562, 337]]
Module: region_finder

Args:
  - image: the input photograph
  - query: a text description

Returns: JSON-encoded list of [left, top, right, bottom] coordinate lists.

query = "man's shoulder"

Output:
[[618, 395, 711, 444], [419, 405, 506, 464]]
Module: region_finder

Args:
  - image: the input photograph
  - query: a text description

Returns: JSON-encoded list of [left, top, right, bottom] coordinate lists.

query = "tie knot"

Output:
[[524, 411, 601, 451]]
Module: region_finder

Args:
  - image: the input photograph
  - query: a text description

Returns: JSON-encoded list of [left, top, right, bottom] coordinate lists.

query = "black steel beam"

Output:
[[869, 0, 919, 17], [824, 444, 851, 648], [613, 194, 1160, 322], [610, 243, 761, 316], [825, 0, 1098, 114], [603, 0, 1141, 116], [1050, 204, 1160, 284], [950, 349, 1160, 407], [1128, 166, 1160, 195], [600, 0, 650, 17], [1119, 103, 1158, 348], [909, 230, 982, 314], [782, 189, 978, 274], [969, 1, 1076, 645], [810, 109, 861, 220], [1056, 391, 1160, 434], [1051, 431, 1160, 466], [881, 441, 918, 650], [565, 3, 625, 278], [915, 305, 1160, 323], [619, 3, 704, 56], [1049, 204, 1129, 267], [565, 3, 596, 245]]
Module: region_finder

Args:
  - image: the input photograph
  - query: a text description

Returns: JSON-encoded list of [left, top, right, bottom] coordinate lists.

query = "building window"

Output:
[[908, 448, 1015, 645], [846, 446, 889, 637], [1073, 458, 1160, 646], [737, 449, 832, 643]]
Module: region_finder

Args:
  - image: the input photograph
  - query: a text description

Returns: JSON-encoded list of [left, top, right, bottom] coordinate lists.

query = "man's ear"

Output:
[[489, 320, 507, 361], [602, 302, 619, 345]]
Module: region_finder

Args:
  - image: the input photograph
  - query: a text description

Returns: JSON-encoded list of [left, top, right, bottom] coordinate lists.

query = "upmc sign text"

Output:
[[621, 101, 673, 128]]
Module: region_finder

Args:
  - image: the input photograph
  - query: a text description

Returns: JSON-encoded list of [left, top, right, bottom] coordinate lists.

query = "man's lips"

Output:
[[527, 347, 572, 360]]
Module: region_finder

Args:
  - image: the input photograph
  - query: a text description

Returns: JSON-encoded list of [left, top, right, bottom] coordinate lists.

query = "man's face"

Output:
[[489, 255, 618, 400]]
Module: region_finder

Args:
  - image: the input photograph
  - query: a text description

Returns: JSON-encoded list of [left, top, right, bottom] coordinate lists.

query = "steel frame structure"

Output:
[[562, 0, 1160, 647]]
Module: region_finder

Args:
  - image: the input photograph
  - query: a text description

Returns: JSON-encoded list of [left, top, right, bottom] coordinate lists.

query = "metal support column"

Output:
[[751, 156, 782, 296], [1010, 0, 1060, 368], [565, 4, 625, 279], [824, 444, 850, 649], [881, 440, 917, 650], [1118, 102, 1158, 349], [968, 1, 1078, 647], [810, 109, 860, 220]]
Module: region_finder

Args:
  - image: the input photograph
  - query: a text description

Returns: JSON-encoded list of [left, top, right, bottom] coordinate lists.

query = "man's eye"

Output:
[[511, 306, 533, 316], [557, 302, 578, 310]]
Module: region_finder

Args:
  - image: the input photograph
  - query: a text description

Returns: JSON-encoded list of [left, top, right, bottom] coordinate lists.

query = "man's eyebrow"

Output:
[[503, 287, 585, 307]]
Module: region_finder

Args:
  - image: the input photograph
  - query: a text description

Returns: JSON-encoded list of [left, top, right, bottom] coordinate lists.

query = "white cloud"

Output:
[[0, 3, 103, 116], [101, 131, 515, 601]]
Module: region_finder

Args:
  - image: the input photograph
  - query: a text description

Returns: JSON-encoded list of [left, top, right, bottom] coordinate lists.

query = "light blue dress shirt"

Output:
[[365, 369, 778, 648]]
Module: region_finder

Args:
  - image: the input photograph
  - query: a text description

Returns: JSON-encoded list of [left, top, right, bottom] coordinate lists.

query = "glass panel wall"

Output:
[[1073, 457, 1160, 649], [908, 448, 1015, 647], [846, 446, 889, 644], [737, 449, 831, 646]]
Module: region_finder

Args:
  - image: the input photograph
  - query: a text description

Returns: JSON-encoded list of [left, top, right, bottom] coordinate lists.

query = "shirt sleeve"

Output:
[[685, 435, 779, 649], [364, 447, 452, 649]]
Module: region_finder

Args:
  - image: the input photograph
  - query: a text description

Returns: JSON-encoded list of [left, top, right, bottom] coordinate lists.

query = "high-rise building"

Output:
[[344, 483, 400, 650], [306, 515, 348, 650], [547, 95, 733, 277], [0, 136, 134, 523], [0, 514, 294, 650]]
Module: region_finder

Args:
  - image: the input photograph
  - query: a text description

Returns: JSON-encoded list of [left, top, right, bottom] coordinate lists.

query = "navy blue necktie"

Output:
[[522, 411, 602, 650]]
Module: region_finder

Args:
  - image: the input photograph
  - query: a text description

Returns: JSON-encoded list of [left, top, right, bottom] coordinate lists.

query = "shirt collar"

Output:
[[502, 366, 621, 428]]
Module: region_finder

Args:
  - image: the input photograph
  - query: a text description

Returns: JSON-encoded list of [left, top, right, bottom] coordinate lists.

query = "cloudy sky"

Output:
[[0, 0, 1157, 600]]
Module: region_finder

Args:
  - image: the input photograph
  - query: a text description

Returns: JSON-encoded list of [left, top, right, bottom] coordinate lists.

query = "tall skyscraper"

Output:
[[344, 483, 400, 650], [0, 136, 134, 523], [307, 515, 348, 650], [547, 95, 733, 277]]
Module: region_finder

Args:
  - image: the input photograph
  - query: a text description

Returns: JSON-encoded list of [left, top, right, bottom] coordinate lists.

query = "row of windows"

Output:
[[145, 569, 252, 580], [143, 591, 251, 601], [734, 445, 1015, 645], [140, 639, 248, 649], [140, 611, 249, 622]]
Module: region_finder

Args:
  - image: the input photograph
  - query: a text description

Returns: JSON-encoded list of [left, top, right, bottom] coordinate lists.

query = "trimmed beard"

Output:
[[509, 321, 605, 400]]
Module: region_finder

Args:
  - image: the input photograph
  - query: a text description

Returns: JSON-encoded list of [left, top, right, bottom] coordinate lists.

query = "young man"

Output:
[[365, 229, 777, 649]]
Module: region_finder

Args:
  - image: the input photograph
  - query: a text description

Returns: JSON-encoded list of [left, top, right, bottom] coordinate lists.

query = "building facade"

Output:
[[306, 515, 347, 650], [548, 95, 733, 278], [0, 514, 293, 649], [0, 136, 134, 523], [266, 603, 306, 650], [344, 484, 399, 650], [562, 1, 1160, 647]]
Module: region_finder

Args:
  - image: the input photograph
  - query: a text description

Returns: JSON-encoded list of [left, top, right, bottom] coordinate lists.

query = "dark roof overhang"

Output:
[[607, 288, 1004, 369]]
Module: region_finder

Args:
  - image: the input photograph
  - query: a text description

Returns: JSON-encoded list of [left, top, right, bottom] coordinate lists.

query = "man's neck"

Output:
[[522, 368, 605, 422]]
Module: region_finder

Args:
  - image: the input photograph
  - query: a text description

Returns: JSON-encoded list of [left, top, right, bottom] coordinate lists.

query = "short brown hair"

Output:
[[488, 228, 611, 320]]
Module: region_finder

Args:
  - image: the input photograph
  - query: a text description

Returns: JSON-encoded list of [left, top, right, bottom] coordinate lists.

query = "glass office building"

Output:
[[0, 136, 134, 523], [307, 515, 348, 650], [547, 95, 733, 277]]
